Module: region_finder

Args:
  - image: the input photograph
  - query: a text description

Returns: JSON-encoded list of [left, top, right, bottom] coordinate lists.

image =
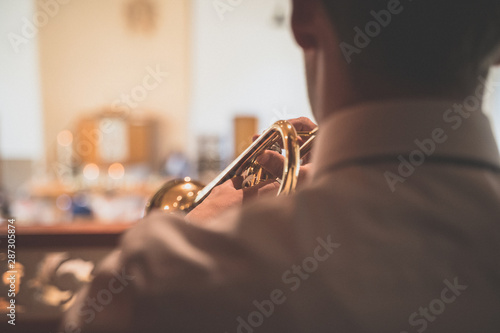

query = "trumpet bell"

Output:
[[144, 178, 205, 215]]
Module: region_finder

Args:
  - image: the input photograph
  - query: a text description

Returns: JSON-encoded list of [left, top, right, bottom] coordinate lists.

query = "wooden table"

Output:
[[0, 222, 134, 247]]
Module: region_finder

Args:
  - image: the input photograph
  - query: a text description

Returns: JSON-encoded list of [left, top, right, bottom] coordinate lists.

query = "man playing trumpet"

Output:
[[64, 0, 500, 332]]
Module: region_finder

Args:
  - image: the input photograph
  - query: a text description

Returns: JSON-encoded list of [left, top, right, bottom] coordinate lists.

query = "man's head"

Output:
[[292, 0, 500, 121]]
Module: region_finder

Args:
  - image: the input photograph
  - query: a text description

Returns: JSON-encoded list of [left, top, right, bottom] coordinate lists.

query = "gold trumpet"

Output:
[[145, 120, 318, 215]]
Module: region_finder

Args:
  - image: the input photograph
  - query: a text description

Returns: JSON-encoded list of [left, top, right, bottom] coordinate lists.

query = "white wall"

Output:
[[189, 0, 312, 159], [0, 0, 44, 160], [38, 0, 191, 162], [484, 67, 500, 143]]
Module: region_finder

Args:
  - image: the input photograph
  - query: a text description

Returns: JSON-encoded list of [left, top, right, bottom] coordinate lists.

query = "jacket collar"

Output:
[[310, 99, 500, 179]]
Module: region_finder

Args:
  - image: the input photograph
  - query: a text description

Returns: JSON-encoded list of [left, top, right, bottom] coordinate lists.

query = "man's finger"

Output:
[[287, 117, 317, 132], [230, 176, 244, 190], [256, 150, 285, 179], [242, 179, 279, 201]]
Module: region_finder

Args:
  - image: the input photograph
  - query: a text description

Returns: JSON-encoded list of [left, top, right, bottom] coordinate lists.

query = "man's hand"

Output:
[[186, 117, 317, 226], [255, 117, 317, 187], [185, 178, 278, 226]]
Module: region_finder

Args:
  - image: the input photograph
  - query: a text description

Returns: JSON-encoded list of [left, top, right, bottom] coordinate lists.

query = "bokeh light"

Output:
[[57, 130, 73, 147], [108, 163, 125, 180], [83, 163, 99, 180], [56, 194, 72, 211]]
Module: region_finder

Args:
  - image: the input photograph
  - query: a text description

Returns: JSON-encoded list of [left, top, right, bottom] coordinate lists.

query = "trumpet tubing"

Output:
[[145, 120, 317, 215]]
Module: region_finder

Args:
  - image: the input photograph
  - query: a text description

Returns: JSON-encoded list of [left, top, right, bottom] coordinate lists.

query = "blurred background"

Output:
[[0, 0, 313, 225], [0, 0, 499, 226]]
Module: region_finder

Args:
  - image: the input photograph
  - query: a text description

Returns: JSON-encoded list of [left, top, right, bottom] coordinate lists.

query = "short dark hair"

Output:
[[322, 0, 500, 94]]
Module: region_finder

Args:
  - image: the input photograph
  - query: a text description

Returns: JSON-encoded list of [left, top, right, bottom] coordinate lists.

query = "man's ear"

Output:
[[291, 0, 320, 49]]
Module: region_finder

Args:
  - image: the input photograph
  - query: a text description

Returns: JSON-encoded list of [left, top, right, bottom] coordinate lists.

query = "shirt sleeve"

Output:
[[61, 249, 135, 333], [60, 209, 277, 333]]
